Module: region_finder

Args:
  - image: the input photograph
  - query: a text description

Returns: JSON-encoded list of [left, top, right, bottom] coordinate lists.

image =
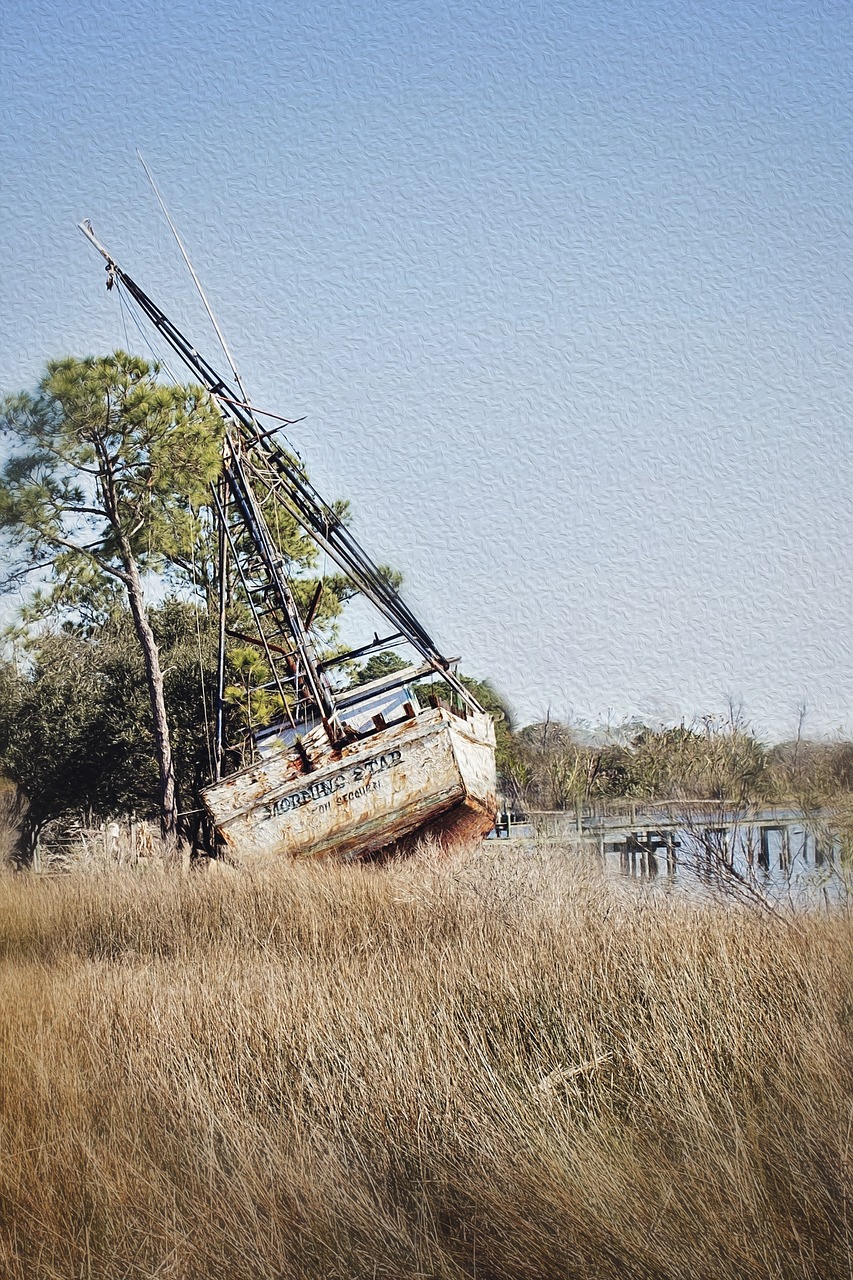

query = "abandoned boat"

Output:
[[80, 220, 496, 861]]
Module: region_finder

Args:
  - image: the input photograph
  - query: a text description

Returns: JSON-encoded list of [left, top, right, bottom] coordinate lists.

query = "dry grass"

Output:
[[0, 844, 851, 1280]]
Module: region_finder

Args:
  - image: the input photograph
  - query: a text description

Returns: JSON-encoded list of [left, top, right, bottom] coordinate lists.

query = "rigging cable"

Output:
[[78, 220, 484, 715], [138, 151, 251, 408], [117, 283, 182, 386]]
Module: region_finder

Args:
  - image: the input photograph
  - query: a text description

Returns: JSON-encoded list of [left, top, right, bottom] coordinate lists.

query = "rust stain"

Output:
[[203, 707, 496, 862]]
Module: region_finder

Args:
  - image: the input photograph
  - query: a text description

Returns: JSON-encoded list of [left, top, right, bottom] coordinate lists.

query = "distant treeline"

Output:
[[499, 715, 853, 815], [1, 603, 851, 862]]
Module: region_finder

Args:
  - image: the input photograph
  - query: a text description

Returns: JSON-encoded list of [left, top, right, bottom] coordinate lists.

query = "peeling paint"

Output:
[[202, 707, 497, 862]]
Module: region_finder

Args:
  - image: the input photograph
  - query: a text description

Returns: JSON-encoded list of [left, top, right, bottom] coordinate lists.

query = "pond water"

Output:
[[492, 809, 850, 908]]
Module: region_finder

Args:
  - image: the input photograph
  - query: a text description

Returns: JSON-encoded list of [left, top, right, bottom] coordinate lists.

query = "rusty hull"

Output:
[[202, 707, 497, 862]]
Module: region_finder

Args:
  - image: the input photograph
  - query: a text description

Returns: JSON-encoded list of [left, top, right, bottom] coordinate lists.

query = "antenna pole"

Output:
[[136, 152, 252, 406]]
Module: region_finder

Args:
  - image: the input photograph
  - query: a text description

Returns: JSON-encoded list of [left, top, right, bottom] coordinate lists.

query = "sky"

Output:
[[1, 0, 852, 740]]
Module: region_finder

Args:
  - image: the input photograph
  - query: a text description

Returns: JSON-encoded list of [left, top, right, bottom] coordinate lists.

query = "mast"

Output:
[[78, 221, 486, 744], [223, 437, 341, 738]]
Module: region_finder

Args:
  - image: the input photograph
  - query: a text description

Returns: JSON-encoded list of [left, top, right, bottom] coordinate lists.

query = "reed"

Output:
[[0, 846, 850, 1279]]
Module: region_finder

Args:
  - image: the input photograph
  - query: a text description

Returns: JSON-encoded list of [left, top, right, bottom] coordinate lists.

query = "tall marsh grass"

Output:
[[0, 846, 850, 1279]]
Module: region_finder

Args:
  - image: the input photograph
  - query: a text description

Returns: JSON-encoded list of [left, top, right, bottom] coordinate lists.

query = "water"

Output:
[[606, 821, 848, 908], [493, 808, 851, 909]]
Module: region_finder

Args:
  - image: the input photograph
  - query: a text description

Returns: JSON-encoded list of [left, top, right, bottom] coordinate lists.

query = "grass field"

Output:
[[0, 844, 850, 1279]]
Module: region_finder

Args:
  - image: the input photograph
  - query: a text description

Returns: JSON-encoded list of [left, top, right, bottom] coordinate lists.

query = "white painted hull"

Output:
[[202, 707, 496, 861]]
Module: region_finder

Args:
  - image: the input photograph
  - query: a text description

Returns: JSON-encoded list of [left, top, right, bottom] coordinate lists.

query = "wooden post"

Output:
[[666, 832, 676, 879]]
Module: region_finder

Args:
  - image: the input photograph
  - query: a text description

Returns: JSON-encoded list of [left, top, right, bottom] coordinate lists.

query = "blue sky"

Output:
[[2, 0, 852, 739]]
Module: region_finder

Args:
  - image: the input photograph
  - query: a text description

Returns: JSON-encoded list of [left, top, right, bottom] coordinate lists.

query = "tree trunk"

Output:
[[123, 553, 180, 848], [11, 808, 46, 870]]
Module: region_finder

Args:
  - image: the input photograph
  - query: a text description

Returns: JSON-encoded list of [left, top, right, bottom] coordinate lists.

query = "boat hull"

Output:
[[202, 708, 496, 862]]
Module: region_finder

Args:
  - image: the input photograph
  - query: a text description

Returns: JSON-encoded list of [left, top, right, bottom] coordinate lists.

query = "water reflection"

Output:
[[605, 820, 845, 907], [493, 808, 850, 908]]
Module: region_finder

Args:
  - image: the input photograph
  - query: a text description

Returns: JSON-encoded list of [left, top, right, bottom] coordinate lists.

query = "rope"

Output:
[[116, 282, 131, 352], [117, 284, 182, 385]]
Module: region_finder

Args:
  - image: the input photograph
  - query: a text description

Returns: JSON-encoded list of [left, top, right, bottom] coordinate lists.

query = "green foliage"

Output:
[[224, 645, 288, 741], [0, 350, 229, 843], [0, 351, 224, 619], [0, 629, 155, 859], [504, 720, 631, 809], [767, 739, 853, 812], [352, 650, 409, 686], [626, 718, 769, 805], [0, 600, 248, 855], [502, 712, 853, 813]]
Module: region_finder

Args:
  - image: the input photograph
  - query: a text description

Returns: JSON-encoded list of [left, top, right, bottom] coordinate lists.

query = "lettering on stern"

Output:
[[266, 749, 403, 818]]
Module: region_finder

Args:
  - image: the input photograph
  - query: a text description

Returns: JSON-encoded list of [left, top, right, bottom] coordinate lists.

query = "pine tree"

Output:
[[0, 352, 223, 847]]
